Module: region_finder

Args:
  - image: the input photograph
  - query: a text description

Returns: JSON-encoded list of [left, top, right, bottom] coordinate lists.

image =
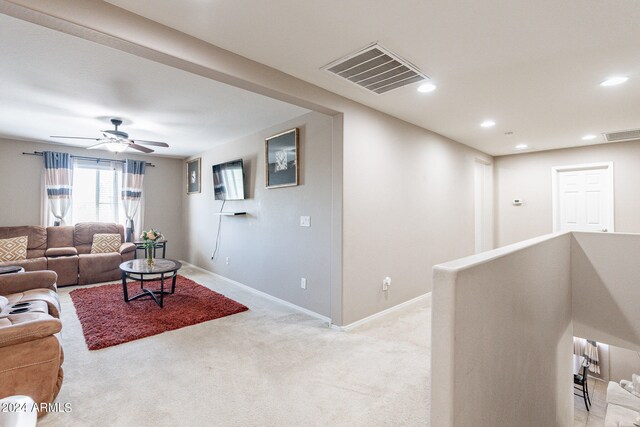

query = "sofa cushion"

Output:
[[75, 222, 122, 254], [91, 234, 121, 254], [608, 381, 640, 413], [47, 255, 78, 287], [78, 252, 123, 285], [0, 257, 47, 272], [119, 242, 136, 254], [0, 300, 48, 320], [0, 225, 47, 259], [0, 236, 28, 261], [605, 403, 640, 427], [5, 289, 61, 319], [45, 247, 78, 257], [46, 226, 74, 248]]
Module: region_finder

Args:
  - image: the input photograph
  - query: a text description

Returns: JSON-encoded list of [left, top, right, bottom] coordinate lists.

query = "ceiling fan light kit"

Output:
[[50, 118, 169, 154], [103, 141, 130, 153]]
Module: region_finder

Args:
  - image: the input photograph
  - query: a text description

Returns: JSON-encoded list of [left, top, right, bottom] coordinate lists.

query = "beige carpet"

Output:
[[38, 263, 430, 427]]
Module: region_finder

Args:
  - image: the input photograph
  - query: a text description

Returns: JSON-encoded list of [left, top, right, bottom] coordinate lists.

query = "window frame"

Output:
[[71, 160, 124, 226]]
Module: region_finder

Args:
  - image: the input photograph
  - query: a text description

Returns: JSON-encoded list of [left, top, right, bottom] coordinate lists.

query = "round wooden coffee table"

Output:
[[119, 259, 182, 308]]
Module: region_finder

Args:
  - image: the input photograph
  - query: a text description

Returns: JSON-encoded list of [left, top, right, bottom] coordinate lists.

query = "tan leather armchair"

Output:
[[0, 271, 64, 416]]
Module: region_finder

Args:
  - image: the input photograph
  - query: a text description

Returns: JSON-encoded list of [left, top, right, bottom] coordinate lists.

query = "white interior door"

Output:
[[474, 159, 494, 253], [552, 163, 614, 233]]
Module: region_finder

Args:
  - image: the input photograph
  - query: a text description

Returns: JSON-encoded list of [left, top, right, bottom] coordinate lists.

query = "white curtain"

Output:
[[42, 158, 142, 231], [121, 159, 146, 242], [42, 151, 73, 226], [585, 340, 601, 374], [573, 336, 601, 374], [41, 172, 71, 226]]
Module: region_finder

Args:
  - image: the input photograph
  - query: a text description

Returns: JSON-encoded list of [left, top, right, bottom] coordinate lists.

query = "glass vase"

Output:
[[146, 247, 154, 267]]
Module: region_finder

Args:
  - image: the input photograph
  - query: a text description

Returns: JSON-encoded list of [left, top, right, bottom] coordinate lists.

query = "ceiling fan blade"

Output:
[[50, 136, 101, 141], [52, 120, 165, 154], [128, 143, 154, 154], [86, 142, 109, 150], [102, 132, 123, 141], [131, 139, 169, 147]]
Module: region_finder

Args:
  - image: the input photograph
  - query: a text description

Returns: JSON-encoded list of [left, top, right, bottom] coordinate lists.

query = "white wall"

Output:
[[432, 231, 640, 425], [432, 233, 573, 426], [342, 107, 491, 325], [0, 138, 185, 259], [4, 2, 492, 325], [571, 232, 640, 352], [495, 140, 640, 247], [493, 142, 640, 385], [182, 112, 334, 317], [609, 345, 640, 383]]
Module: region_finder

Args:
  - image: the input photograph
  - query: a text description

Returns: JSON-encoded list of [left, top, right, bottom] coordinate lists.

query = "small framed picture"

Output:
[[187, 158, 201, 194], [265, 128, 299, 189]]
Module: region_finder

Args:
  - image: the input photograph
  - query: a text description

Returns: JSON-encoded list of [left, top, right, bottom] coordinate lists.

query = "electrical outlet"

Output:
[[382, 277, 391, 291], [225, 257, 230, 265], [300, 216, 311, 227], [300, 278, 307, 289]]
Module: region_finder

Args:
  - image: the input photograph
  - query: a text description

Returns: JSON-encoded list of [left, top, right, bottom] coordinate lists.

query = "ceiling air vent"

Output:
[[322, 43, 429, 94], [603, 129, 640, 142]]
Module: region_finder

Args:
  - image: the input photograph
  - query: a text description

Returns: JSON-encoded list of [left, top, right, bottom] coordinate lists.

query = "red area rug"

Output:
[[70, 275, 248, 350]]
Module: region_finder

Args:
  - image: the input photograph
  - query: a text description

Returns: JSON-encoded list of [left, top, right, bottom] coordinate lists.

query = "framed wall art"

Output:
[[187, 157, 201, 194], [265, 128, 299, 189]]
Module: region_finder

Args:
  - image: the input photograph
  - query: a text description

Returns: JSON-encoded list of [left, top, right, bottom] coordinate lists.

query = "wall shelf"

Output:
[[213, 212, 246, 216]]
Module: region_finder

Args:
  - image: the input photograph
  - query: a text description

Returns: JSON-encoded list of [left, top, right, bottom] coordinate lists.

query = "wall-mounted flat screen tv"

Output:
[[212, 159, 245, 200]]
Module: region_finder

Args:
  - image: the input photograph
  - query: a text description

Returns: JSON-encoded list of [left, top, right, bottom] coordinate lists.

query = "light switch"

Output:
[[300, 216, 311, 227]]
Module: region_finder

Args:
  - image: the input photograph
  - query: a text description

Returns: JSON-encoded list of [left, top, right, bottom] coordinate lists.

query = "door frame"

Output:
[[551, 162, 614, 233]]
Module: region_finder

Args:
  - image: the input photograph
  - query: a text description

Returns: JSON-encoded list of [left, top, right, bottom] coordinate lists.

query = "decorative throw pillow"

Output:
[[0, 296, 8, 312], [632, 374, 640, 398], [625, 375, 640, 398], [0, 236, 28, 261], [624, 381, 636, 394], [90, 234, 121, 254]]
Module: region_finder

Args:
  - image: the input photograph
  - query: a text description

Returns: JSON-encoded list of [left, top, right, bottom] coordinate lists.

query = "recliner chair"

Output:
[[0, 271, 64, 417]]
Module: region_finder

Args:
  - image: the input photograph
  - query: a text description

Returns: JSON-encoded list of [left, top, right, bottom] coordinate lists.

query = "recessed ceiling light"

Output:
[[600, 76, 629, 87], [515, 144, 529, 150], [582, 134, 597, 141], [417, 83, 437, 93], [480, 120, 496, 128]]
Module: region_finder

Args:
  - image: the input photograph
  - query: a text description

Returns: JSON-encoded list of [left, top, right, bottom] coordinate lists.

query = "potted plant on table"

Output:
[[140, 229, 163, 266]]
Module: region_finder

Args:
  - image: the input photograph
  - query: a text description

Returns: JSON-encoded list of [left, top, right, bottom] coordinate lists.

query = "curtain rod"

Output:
[[22, 151, 155, 167]]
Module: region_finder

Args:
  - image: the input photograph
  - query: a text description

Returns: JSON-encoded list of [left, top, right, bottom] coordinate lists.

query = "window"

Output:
[[71, 161, 125, 225]]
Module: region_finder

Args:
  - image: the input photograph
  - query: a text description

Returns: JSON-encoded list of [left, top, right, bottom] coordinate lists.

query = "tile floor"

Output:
[[574, 377, 607, 427]]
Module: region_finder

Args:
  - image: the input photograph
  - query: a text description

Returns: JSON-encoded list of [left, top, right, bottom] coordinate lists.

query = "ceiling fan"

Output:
[[51, 118, 169, 154]]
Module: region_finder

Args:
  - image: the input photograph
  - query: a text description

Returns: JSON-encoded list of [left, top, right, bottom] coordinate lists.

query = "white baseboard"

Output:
[[183, 262, 332, 325], [182, 262, 429, 332], [335, 293, 431, 332]]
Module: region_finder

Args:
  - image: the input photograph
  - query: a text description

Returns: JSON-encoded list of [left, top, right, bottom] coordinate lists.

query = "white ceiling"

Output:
[[0, 13, 309, 158], [106, 0, 640, 156]]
